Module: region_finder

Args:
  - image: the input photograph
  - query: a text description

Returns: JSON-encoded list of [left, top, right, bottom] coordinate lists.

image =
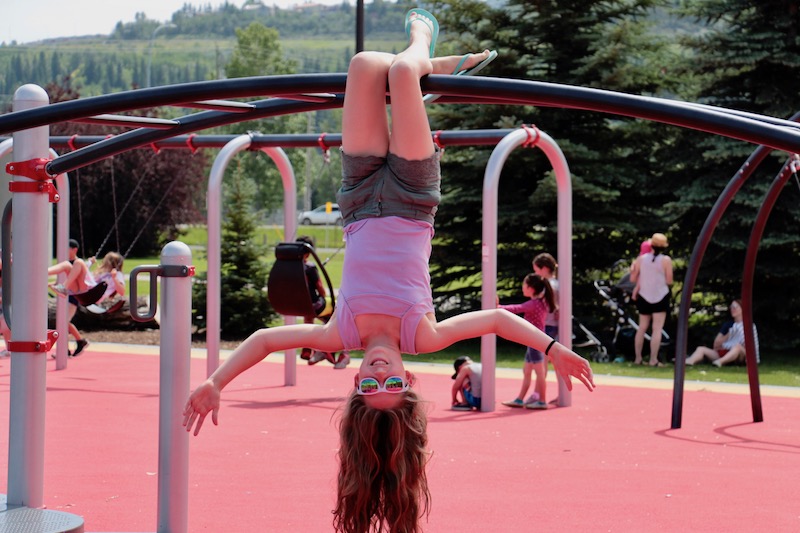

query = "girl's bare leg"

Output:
[[387, 12, 435, 161], [634, 314, 651, 364], [516, 362, 534, 401], [341, 51, 393, 157], [48, 261, 73, 277], [533, 361, 547, 402], [49, 260, 90, 292], [686, 346, 716, 365], [64, 259, 90, 292], [714, 344, 745, 366], [649, 311, 666, 364]]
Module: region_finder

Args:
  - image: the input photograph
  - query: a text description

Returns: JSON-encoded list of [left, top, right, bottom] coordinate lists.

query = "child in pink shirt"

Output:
[[499, 274, 556, 409]]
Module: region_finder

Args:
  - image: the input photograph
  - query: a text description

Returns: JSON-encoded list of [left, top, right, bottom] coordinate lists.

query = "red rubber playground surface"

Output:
[[1, 344, 799, 532]]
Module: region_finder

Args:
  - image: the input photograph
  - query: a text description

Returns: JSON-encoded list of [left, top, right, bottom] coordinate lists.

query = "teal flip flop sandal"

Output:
[[423, 50, 498, 104], [453, 49, 498, 76], [405, 8, 439, 58]]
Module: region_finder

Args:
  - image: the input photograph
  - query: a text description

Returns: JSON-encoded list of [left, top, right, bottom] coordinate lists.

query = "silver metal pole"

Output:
[[262, 147, 297, 386], [206, 134, 252, 376], [7, 84, 50, 508], [481, 128, 573, 411], [156, 241, 192, 533]]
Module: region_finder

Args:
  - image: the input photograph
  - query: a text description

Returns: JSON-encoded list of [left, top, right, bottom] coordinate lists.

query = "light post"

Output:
[[146, 23, 177, 88]]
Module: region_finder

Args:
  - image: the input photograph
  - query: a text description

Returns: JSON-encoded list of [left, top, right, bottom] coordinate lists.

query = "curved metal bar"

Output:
[[741, 158, 797, 423], [7, 129, 523, 151], [0, 74, 347, 134], [46, 96, 344, 175], [3, 76, 800, 165], [671, 145, 772, 429], [481, 128, 572, 410]]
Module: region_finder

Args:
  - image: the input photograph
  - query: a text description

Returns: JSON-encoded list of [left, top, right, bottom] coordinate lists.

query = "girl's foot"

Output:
[[432, 50, 492, 75], [407, 11, 435, 52]]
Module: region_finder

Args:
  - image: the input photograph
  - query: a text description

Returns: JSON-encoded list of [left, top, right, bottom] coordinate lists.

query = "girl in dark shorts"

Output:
[[184, 9, 594, 533]]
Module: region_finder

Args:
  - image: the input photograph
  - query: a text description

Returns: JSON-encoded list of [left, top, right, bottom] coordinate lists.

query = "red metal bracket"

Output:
[[521, 124, 540, 147], [7, 330, 59, 353], [317, 133, 330, 164], [432, 130, 444, 150], [9, 181, 60, 203], [185, 133, 198, 154], [5, 157, 53, 181]]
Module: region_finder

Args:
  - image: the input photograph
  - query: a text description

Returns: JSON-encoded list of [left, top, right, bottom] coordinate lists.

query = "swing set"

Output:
[[66, 150, 180, 314]]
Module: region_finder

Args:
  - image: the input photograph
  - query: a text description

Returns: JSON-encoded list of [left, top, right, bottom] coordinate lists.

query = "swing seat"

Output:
[[72, 281, 108, 307], [267, 242, 336, 318], [86, 298, 126, 315]]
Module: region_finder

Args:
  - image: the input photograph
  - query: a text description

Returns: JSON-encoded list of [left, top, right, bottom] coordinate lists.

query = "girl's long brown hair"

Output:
[[333, 390, 431, 533]]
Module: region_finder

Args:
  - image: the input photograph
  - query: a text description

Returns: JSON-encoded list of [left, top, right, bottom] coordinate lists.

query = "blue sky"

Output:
[[0, 0, 345, 44]]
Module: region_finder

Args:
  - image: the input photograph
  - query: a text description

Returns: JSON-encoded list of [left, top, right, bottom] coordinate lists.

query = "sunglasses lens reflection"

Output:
[[384, 376, 405, 392], [360, 378, 379, 394]]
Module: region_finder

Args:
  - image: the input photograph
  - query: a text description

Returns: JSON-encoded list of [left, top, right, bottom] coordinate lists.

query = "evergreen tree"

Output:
[[672, 0, 800, 347], [429, 0, 673, 327]]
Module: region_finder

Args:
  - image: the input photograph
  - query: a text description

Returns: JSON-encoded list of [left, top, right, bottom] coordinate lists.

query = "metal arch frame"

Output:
[[670, 112, 800, 429]]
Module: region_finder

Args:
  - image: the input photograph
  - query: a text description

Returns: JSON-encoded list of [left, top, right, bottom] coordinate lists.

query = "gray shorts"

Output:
[[337, 151, 441, 226]]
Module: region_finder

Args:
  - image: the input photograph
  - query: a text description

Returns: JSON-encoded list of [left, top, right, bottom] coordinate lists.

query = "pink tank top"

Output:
[[335, 217, 434, 354]]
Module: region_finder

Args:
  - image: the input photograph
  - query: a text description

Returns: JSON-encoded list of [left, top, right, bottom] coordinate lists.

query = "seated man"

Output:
[[451, 356, 482, 411], [686, 300, 759, 367]]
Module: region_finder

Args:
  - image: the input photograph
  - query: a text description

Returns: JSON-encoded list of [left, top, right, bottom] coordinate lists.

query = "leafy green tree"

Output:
[[226, 23, 297, 78], [193, 161, 275, 338], [223, 22, 307, 216]]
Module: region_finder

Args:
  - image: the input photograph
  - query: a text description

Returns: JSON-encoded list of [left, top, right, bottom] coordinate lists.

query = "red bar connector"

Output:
[[8, 330, 59, 353], [6, 157, 60, 203]]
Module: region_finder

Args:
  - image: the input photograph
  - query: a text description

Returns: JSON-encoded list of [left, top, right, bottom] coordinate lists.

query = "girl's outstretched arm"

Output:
[[183, 321, 342, 435], [417, 309, 595, 392]]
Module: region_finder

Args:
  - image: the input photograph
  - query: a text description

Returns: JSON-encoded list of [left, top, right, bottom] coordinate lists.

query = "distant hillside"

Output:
[[0, 0, 705, 105], [0, 1, 407, 104]]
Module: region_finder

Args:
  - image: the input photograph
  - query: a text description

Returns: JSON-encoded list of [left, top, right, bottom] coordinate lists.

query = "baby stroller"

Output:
[[592, 260, 671, 362], [571, 316, 610, 362]]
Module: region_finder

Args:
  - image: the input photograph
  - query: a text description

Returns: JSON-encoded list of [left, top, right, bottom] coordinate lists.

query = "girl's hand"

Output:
[[550, 345, 595, 392], [183, 380, 220, 436]]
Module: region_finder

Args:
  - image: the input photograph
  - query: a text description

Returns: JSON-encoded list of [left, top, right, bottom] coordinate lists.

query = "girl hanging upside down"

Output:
[[184, 8, 595, 533]]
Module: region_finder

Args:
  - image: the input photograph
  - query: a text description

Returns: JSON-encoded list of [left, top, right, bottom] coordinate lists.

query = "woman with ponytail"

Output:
[[630, 232, 673, 366]]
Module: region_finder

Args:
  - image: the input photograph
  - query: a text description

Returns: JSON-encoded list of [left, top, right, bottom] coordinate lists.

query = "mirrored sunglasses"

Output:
[[356, 376, 409, 396]]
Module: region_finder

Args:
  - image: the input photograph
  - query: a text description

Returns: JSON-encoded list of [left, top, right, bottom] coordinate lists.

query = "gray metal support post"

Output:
[[7, 84, 50, 508], [156, 241, 192, 533]]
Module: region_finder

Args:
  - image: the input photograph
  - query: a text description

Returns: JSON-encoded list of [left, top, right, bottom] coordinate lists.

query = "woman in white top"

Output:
[[630, 232, 673, 366]]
